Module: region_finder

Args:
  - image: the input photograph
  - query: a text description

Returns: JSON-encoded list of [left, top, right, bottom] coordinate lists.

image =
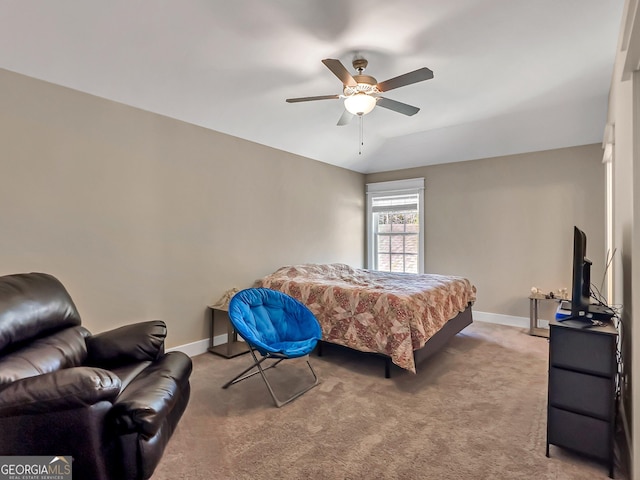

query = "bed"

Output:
[[255, 263, 477, 377]]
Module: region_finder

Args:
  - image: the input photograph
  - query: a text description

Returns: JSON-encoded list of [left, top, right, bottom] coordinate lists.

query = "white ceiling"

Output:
[[0, 1, 625, 173]]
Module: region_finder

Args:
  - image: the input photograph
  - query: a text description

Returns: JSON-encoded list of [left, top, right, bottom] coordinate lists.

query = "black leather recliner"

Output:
[[0, 272, 192, 480]]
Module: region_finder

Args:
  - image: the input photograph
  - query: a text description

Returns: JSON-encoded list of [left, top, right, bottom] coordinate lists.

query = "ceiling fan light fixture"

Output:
[[344, 93, 377, 116]]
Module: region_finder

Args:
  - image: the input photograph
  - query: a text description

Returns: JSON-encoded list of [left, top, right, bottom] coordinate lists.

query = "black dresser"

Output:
[[546, 319, 618, 478]]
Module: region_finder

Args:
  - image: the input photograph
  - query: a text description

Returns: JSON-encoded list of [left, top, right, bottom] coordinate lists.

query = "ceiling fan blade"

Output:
[[376, 97, 420, 116], [376, 67, 434, 92], [286, 94, 340, 103], [322, 59, 357, 87], [337, 110, 354, 126]]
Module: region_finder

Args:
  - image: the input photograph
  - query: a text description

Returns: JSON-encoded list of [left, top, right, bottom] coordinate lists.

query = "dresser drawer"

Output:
[[549, 367, 613, 419], [549, 325, 615, 376], [547, 407, 611, 460]]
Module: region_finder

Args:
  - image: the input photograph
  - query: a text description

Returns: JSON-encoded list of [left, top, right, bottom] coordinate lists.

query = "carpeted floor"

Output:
[[151, 321, 623, 479]]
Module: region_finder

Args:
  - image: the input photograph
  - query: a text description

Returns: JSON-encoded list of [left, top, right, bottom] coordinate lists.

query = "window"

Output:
[[366, 178, 424, 274]]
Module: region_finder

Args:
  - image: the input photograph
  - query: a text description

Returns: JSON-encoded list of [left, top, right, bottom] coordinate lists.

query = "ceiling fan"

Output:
[[286, 56, 434, 126]]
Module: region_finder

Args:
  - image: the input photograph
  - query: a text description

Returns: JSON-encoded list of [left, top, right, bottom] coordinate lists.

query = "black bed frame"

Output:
[[316, 306, 473, 378]]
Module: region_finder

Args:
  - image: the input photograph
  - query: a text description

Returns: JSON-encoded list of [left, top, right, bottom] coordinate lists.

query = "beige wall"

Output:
[[366, 144, 606, 319], [611, 56, 636, 480], [0, 68, 365, 348]]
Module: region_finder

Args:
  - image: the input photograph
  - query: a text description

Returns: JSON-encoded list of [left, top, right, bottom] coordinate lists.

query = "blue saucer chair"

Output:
[[222, 288, 322, 407]]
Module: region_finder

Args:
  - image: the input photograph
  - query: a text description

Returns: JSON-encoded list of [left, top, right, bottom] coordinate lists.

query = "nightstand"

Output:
[[208, 306, 250, 358], [529, 296, 563, 337]]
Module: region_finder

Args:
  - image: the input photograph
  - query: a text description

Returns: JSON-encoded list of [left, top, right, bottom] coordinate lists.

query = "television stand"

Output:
[[546, 319, 618, 478]]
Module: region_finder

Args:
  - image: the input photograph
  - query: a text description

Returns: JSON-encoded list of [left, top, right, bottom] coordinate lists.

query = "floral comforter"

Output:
[[256, 264, 477, 373]]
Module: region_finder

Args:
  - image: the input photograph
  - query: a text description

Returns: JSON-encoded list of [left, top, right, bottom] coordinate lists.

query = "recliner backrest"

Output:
[[0, 273, 82, 354], [0, 326, 90, 385], [0, 273, 87, 386]]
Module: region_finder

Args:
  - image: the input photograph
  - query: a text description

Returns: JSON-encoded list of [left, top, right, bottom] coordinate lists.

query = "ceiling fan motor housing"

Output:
[[343, 75, 379, 96]]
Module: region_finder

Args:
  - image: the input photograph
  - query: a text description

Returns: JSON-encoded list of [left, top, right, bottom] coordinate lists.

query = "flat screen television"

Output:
[[571, 226, 592, 318], [568, 226, 614, 320]]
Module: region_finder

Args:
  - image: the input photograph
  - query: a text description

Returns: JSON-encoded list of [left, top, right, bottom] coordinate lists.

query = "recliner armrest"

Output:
[[0, 367, 121, 417], [86, 320, 166, 368], [110, 351, 192, 437]]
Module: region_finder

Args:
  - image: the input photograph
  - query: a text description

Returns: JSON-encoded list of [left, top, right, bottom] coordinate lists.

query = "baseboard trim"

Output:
[[617, 396, 633, 476], [166, 334, 227, 357], [473, 311, 531, 329]]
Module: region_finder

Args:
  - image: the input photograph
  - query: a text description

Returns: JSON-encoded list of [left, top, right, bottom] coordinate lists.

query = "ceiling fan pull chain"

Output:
[[359, 115, 363, 155]]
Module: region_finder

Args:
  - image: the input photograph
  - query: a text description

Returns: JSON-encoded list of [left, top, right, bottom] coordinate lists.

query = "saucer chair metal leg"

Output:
[[221, 347, 284, 389], [223, 346, 320, 408], [257, 354, 319, 408]]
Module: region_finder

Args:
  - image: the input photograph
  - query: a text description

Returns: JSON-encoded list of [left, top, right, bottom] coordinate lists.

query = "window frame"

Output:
[[366, 178, 425, 274]]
